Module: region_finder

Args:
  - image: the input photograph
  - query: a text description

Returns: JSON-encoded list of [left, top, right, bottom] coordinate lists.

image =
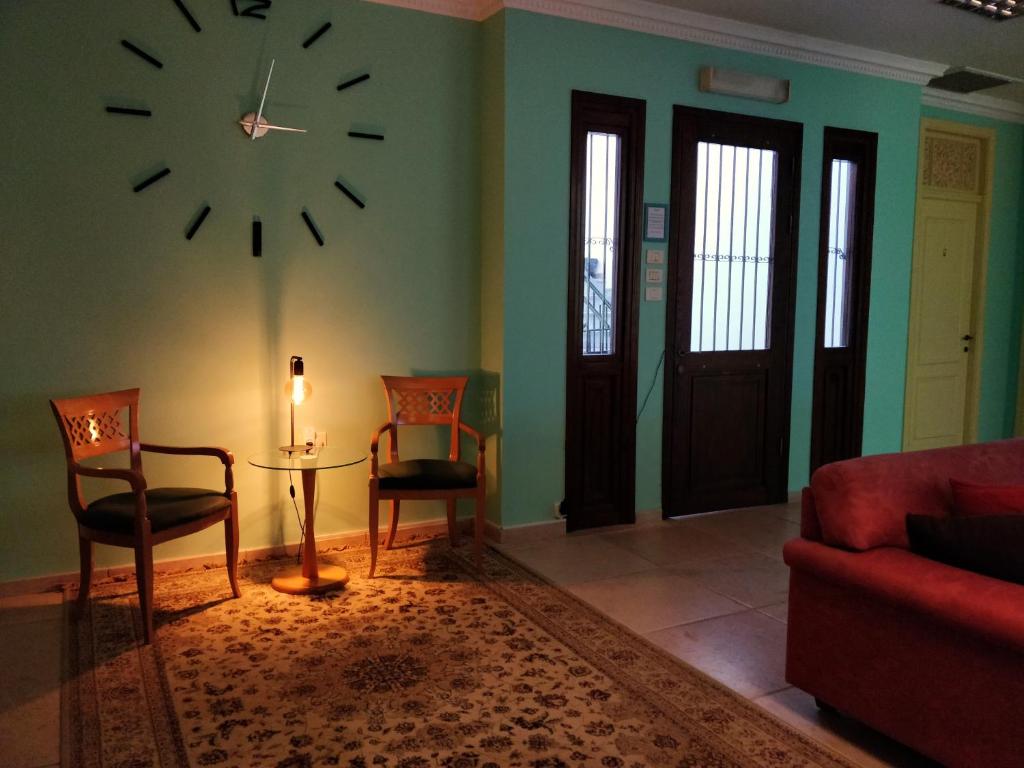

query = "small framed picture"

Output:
[[644, 203, 668, 242]]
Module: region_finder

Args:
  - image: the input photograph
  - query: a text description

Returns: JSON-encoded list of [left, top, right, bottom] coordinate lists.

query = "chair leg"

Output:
[[224, 495, 241, 598], [134, 543, 155, 645], [474, 487, 485, 570], [76, 536, 93, 616], [369, 489, 379, 578], [385, 500, 401, 550], [446, 499, 458, 546]]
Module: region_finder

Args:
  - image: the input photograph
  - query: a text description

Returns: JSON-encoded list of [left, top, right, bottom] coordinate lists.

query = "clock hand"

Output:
[[239, 118, 307, 134], [252, 58, 275, 142]]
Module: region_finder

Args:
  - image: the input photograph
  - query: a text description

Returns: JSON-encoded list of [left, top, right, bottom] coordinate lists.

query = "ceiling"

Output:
[[647, 0, 1024, 103]]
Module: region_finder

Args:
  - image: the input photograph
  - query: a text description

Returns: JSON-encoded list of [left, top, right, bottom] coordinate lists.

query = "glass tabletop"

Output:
[[247, 446, 367, 472]]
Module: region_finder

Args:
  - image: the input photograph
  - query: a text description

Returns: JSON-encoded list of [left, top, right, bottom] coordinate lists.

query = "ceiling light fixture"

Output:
[[939, 0, 1023, 20]]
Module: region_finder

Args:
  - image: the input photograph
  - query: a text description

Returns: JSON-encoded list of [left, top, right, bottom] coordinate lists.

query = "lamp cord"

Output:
[[636, 349, 665, 424], [287, 469, 305, 564]]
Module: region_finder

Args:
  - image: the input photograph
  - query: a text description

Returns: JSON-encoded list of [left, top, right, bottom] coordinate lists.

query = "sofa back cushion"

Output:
[[810, 439, 1024, 550]]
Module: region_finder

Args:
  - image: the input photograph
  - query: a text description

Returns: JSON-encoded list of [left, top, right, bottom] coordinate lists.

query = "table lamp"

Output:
[[280, 355, 313, 454]]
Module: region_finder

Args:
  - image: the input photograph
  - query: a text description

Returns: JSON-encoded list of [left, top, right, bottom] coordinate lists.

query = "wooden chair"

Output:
[[368, 376, 486, 576], [50, 388, 240, 644]]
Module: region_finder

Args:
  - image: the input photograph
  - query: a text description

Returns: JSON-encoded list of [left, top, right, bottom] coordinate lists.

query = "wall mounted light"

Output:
[[280, 355, 313, 454], [699, 67, 790, 104]]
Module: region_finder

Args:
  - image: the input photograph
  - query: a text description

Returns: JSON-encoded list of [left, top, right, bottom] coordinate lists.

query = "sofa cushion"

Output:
[[950, 479, 1024, 518], [810, 438, 1024, 550], [783, 537, 1024, 653], [906, 514, 1024, 586]]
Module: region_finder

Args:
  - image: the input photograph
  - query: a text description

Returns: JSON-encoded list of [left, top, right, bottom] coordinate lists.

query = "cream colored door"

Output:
[[904, 197, 977, 451]]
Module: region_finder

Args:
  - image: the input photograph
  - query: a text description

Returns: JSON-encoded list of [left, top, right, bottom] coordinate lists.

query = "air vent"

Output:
[[940, 0, 1024, 21], [927, 66, 1015, 93]]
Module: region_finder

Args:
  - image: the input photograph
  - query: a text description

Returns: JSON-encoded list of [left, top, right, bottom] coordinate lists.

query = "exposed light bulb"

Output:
[[292, 374, 306, 405]]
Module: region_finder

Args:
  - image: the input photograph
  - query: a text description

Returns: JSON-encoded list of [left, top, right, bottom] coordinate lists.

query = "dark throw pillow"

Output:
[[906, 514, 1024, 586], [949, 479, 1024, 518]]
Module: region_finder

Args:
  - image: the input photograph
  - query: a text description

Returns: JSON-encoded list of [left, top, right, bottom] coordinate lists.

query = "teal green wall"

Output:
[[3, 2, 1022, 581], [498, 9, 1023, 525], [0, 0, 480, 581], [919, 107, 1024, 439]]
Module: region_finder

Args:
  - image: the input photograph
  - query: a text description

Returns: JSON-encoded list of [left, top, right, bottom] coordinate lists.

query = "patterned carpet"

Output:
[[64, 541, 853, 768]]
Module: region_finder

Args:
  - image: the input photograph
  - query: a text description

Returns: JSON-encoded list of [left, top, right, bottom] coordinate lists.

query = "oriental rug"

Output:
[[64, 541, 853, 768]]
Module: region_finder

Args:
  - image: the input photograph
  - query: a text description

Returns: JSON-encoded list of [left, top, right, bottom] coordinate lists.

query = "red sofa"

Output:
[[784, 439, 1024, 768]]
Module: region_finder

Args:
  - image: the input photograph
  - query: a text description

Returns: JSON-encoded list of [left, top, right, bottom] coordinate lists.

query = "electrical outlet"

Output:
[[314, 431, 328, 448]]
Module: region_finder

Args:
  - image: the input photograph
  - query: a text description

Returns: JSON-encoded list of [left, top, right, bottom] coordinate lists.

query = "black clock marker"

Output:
[[120, 40, 163, 69], [172, 0, 202, 32], [106, 106, 152, 117], [133, 167, 171, 193], [185, 205, 211, 240], [302, 22, 331, 48], [301, 211, 324, 246], [337, 73, 370, 92], [348, 131, 383, 141], [334, 180, 366, 210], [252, 219, 262, 257], [232, 0, 271, 18]]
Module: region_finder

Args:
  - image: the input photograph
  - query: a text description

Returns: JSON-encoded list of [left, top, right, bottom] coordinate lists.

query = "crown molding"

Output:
[[921, 88, 1024, 124], [363, 0, 1024, 123]]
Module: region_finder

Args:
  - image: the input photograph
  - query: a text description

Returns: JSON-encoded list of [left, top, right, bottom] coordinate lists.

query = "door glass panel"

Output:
[[824, 159, 858, 349], [691, 142, 777, 352], [582, 131, 621, 356]]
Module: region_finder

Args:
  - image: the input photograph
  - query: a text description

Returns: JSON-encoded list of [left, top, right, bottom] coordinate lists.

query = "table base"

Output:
[[271, 564, 350, 595]]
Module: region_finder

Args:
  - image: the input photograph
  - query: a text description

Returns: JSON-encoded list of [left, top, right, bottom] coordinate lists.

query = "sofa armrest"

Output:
[[784, 538, 1024, 653], [799, 487, 823, 541]]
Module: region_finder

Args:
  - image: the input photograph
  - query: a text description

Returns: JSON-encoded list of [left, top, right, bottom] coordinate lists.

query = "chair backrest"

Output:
[[50, 388, 141, 465], [381, 376, 467, 461]]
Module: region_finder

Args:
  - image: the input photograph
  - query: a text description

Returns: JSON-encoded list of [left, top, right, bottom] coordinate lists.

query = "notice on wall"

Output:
[[644, 203, 667, 242]]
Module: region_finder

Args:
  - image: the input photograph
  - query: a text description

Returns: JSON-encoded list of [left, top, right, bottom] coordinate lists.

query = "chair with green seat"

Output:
[[368, 375, 486, 576], [50, 388, 240, 644]]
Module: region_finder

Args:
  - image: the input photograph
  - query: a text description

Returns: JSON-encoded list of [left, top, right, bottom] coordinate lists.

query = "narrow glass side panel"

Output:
[[582, 131, 621, 356], [691, 142, 777, 352], [824, 159, 858, 349]]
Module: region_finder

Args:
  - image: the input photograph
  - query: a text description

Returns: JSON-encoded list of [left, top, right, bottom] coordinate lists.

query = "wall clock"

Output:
[[105, 0, 384, 257]]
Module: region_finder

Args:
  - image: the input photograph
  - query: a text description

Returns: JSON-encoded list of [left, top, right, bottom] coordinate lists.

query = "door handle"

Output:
[[961, 334, 974, 341]]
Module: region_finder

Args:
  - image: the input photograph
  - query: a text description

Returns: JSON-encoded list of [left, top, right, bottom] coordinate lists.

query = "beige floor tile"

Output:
[[757, 601, 788, 623], [0, 592, 63, 627], [599, 523, 752, 567], [670, 552, 791, 608], [498, 535, 657, 585], [755, 687, 940, 768], [0, 617, 62, 768], [566, 568, 746, 634], [685, 509, 801, 560], [645, 609, 788, 698], [777, 500, 803, 525]]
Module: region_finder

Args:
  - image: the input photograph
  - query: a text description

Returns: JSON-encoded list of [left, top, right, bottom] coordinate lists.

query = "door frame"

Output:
[[903, 118, 995, 449], [809, 127, 878, 474], [564, 90, 645, 531], [661, 105, 802, 517]]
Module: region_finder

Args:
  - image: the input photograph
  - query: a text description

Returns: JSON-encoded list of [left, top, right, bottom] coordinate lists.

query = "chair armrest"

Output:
[[459, 422, 486, 479], [73, 464, 147, 493], [140, 443, 235, 493], [459, 421, 485, 449], [370, 422, 396, 476]]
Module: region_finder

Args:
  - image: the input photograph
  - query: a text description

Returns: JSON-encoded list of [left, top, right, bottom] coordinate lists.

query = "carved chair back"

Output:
[[50, 388, 142, 512], [380, 376, 467, 462]]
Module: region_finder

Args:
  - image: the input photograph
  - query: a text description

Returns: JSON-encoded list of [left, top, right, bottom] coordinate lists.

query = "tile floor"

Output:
[[496, 502, 940, 768], [0, 502, 939, 767]]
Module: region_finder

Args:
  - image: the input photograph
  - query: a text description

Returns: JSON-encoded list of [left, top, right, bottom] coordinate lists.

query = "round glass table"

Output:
[[248, 446, 366, 595]]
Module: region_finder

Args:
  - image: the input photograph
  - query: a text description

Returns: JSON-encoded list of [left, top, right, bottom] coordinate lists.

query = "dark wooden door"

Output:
[[810, 127, 877, 474], [565, 91, 645, 531], [662, 106, 802, 516]]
